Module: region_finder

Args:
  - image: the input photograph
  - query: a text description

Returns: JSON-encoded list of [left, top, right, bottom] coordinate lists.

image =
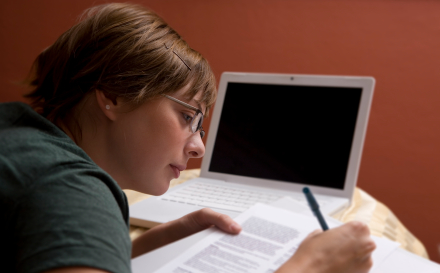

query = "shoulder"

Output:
[[0, 102, 123, 204], [0, 101, 129, 220], [0, 103, 131, 273], [0, 102, 83, 171]]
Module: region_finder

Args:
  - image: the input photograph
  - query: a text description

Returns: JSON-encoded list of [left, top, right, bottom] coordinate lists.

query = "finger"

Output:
[[357, 238, 377, 259], [347, 221, 370, 236], [363, 256, 374, 271], [348, 222, 376, 254], [340, 222, 376, 260], [355, 255, 374, 273], [305, 229, 322, 240], [193, 208, 242, 234]]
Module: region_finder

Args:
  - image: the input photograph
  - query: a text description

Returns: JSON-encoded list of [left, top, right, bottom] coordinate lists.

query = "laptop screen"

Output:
[[208, 82, 362, 189]]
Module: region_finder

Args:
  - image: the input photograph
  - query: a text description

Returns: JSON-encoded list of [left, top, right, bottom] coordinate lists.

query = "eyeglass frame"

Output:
[[162, 94, 205, 138]]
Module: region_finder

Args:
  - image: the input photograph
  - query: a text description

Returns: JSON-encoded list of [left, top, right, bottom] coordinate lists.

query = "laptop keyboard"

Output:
[[160, 183, 284, 212]]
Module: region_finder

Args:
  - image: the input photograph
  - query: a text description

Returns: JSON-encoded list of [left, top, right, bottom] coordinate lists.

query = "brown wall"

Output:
[[2, 0, 440, 262]]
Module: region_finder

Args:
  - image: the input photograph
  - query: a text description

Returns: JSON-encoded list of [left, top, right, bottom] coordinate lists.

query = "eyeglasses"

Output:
[[162, 94, 205, 138]]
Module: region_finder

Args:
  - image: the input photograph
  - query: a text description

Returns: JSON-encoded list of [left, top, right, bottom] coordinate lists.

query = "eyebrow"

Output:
[[163, 95, 205, 116]]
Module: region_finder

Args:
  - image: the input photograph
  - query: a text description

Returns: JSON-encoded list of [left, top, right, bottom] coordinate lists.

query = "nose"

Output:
[[185, 132, 205, 158]]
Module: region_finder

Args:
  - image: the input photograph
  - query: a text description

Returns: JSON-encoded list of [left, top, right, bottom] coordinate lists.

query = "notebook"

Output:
[[129, 72, 375, 228]]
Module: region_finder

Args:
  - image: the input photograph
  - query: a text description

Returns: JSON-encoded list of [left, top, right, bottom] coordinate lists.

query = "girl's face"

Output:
[[107, 85, 206, 195]]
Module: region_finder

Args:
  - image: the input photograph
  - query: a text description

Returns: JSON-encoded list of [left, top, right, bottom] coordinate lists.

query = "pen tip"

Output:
[[303, 187, 310, 193]]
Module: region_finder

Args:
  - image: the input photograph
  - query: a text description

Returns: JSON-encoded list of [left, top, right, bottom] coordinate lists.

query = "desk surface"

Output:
[[125, 169, 429, 259]]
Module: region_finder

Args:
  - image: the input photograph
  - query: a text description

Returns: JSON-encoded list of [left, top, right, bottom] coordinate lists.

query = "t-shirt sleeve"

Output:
[[13, 165, 132, 273]]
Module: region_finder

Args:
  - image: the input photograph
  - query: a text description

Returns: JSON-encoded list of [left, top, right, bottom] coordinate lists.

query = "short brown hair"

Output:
[[25, 3, 216, 122]]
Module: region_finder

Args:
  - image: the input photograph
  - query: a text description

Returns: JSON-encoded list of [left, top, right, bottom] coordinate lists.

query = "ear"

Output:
[[95, 89, 119, 121]]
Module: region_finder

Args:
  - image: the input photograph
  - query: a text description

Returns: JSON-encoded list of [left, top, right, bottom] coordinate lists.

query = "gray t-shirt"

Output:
[[0, 102, 131, 273]]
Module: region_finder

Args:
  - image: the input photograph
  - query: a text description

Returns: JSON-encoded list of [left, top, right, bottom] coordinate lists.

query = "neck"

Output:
[[56, 95, 130, 189]]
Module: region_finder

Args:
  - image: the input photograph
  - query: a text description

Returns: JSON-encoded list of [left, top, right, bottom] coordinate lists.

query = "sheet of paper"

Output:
[[269, 196, 314, 216], [270, 196, 343, 227], [270, 196, 400, 272], [271, 197, 440, 272], [152, 203, 399, 273], [372, 248, 440, 273]]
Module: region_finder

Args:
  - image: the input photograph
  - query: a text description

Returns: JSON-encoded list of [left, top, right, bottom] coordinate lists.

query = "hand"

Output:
[[132, 208, 241, 258], [276, 221, 376, 273], [177, 208, 242, 236]]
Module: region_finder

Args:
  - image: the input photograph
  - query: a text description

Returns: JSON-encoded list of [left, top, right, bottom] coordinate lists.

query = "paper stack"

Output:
[[132, 197, 440, 273]]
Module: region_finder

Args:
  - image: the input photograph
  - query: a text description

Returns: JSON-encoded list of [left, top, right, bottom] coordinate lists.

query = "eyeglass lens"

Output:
[[191, 112, 203, 133]]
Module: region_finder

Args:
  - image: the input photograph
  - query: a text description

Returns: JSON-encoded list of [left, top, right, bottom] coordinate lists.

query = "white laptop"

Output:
[[129, 72, 375, 228]]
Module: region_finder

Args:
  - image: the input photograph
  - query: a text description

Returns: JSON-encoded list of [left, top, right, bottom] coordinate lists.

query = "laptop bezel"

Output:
[[200, 72, 374, 200]]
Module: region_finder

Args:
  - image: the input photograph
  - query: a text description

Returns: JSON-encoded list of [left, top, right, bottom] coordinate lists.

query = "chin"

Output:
[[136, 180, 170, 196], [149, 187, 169, 196]]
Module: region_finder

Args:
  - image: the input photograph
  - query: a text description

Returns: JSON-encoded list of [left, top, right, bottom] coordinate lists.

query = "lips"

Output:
[[170, 164, 186, 179]]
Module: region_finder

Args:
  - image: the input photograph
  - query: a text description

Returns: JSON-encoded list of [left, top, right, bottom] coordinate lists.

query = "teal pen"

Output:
[[302, 187, 329, 231]]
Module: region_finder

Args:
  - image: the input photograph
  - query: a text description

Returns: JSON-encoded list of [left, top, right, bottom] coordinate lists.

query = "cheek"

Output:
[[148, 112, 187, 152], [123, 124, 166, 168], [117, 110, 183, 173], [109, 103, 190, 194], [108, 114, 156, 171]]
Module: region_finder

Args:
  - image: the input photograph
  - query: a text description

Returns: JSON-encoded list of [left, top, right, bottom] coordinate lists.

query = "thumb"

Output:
[[185, 208, 242, 234]]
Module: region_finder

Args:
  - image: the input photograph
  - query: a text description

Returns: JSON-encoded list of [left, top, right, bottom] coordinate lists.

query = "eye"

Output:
[[182, 113, 193, 123]]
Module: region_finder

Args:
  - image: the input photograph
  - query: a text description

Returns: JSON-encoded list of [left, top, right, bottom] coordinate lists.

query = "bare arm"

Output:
[[131, 208, 241, 258], [43, 267, 110, 273]]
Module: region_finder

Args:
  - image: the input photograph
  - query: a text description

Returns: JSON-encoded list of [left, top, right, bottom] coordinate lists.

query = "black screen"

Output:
[[208, 82, 362, 189]]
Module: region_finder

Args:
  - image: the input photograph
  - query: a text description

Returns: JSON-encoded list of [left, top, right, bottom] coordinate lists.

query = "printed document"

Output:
[[152, 203, 398, 273]]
